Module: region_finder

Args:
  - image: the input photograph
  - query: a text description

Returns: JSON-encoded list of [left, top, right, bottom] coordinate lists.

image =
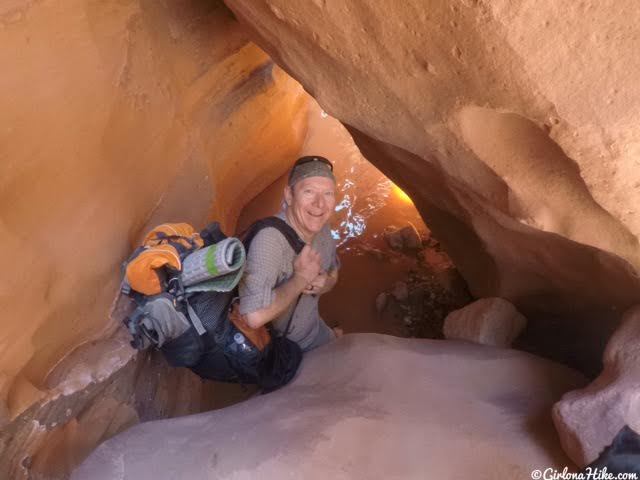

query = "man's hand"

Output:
[[302, 268, 338, 295], [293, 245, 322, 285], [245, 245, 322, 329]]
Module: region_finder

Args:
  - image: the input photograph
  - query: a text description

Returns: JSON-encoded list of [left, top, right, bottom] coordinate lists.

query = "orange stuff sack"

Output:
[[143, 223, 204, 251], [125, 245, 182, 295], [126, 223, 205, 295]]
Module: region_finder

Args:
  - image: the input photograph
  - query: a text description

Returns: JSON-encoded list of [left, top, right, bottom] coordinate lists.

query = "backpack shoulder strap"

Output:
[[242, 216, 306, 254], [242, 216, 306, 338]]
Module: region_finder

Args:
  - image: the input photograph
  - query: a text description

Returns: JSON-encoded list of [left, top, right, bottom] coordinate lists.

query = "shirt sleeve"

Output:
[[238, 228, 287, 316]]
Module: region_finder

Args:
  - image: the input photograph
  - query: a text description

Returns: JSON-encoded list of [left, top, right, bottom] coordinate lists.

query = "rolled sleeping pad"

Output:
[[181, 237, 246, 292]]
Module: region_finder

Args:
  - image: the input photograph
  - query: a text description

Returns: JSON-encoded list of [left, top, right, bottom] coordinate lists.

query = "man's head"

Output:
[[287, 155, 336, 186], [284, 156, 336, 240]]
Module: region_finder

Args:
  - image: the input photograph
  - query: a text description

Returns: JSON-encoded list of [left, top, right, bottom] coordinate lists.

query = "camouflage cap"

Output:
[[288, 156, 335, 186]]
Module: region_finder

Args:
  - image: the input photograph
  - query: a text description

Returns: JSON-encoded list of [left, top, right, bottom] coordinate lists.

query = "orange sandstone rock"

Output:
[[0, 2, 307, 477], [224, 0, 640, 373]]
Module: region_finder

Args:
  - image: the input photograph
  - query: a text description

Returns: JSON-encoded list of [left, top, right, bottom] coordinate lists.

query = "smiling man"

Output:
[[239, 156, 342, 351]]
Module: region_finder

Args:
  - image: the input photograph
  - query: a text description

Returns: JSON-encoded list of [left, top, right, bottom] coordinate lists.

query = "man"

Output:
[[238, 156, 342, 351]]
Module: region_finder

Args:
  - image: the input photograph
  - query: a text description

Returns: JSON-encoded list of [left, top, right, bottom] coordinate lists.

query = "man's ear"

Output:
[[284, 185, 293, 206]]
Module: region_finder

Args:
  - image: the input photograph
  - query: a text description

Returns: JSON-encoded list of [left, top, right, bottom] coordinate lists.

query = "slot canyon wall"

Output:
[[3, 0, 640, 477], [224, 0, 640, 372], [0, 1, 308, 477]]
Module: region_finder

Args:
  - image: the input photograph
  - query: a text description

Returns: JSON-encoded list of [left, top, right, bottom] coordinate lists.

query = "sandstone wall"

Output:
[[4, 0, 640, 475], [0, 1, 307, 477], [224, 0, 640, 373]]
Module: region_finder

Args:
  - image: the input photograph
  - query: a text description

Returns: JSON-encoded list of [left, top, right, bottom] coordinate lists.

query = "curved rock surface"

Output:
[[4, 0, 639, 475], [1, 2, 307, 477], [224, 0, 640, 372], [73, 334, 587, 480]]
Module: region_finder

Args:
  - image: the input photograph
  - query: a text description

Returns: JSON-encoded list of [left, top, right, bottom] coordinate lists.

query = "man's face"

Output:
[[285, 176, 336, 238]]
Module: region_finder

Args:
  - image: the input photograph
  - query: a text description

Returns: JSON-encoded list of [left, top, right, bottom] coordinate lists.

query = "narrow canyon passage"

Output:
[[237, 99, 470, 339], [3, 0, 640, 478], [70, 76, 588, 479]]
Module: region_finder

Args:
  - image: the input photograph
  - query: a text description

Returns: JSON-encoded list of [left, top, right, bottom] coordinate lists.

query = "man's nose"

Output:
[[312, 193, 325, 207]]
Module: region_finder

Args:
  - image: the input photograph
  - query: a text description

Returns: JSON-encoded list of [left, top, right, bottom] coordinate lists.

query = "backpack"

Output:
[[121, 217, 305, 393]]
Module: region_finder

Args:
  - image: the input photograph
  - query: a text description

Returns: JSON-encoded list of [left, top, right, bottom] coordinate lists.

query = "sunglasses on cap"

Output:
[[288, 155, 335, 185]]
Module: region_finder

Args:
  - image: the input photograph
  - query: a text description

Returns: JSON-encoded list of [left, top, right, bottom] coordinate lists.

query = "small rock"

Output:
[[375, 292, 388, 314], [383, 225, 404, 250], [392, 281, 409, 302], [400, 224, 422, 250], [443, 297, 527, 347]]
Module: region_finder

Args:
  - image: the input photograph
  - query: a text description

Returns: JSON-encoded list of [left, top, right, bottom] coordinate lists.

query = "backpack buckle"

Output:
[[166, 276, 185, 303]]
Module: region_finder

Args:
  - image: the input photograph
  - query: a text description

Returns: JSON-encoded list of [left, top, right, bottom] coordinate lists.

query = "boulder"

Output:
[[73, 334, 587, 480], [553, 305, 640, 467], [383, 223, 422, 250], [443, 297, 527, 347]]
